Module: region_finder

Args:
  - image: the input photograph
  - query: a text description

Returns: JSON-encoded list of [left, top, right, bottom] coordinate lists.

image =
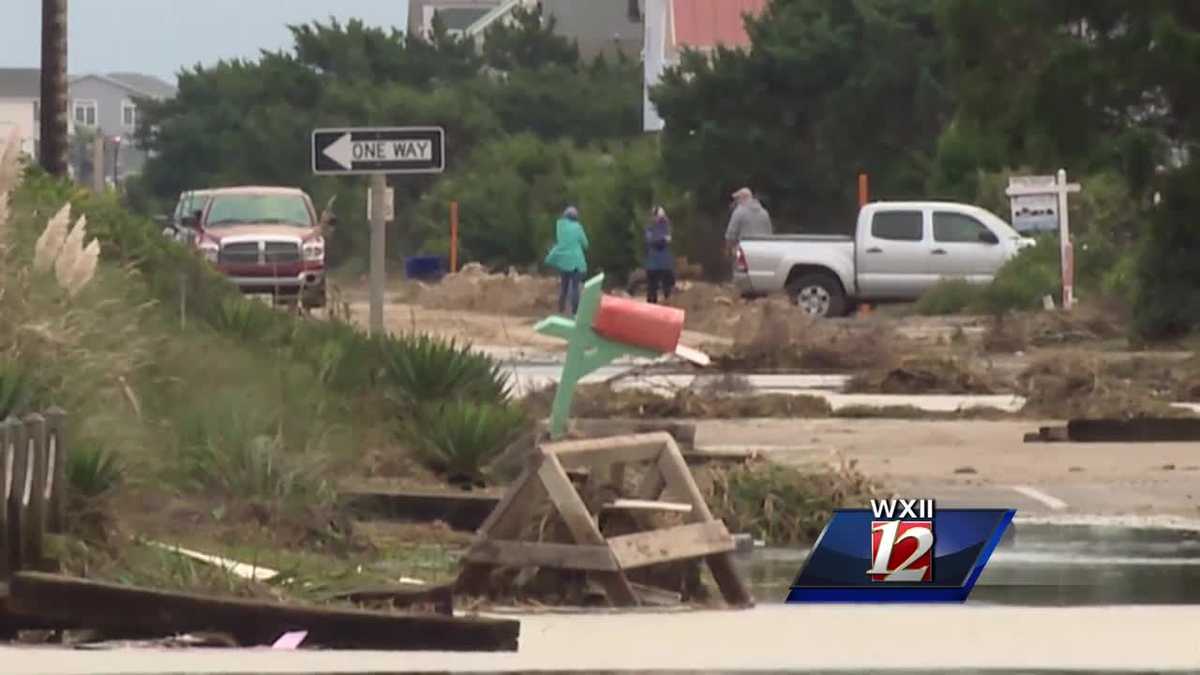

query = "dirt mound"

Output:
[[713, 301, 900, 372], [411, 263, 558, 317]]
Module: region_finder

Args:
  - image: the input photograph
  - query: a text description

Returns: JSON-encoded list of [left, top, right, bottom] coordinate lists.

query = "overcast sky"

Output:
[[0, 0, 411, 84]]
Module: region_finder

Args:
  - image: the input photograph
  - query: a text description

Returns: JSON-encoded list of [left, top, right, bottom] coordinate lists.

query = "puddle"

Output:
[[738, 523, 1200, 605]]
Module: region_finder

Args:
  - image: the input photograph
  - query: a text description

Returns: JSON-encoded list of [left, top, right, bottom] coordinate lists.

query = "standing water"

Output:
[[737, 522, 1200, 605]]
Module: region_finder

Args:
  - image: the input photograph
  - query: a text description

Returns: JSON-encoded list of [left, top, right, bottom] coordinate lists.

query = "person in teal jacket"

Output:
[[544, 205, 589, 315]]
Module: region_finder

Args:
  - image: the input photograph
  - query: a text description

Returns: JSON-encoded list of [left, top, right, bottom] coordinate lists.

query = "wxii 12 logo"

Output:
[[786, 498, 1014, 602]]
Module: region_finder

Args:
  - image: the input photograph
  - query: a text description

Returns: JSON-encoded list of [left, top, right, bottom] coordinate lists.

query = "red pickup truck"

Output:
[[188, 186, 328, 309]]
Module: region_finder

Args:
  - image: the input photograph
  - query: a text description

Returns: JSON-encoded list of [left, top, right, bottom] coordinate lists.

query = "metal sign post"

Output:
[[312, 126, 446, 336], [1006, 169, 1081, 310]]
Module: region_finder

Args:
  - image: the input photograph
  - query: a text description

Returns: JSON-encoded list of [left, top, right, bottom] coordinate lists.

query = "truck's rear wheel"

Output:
[[787, 273, 846, 318]]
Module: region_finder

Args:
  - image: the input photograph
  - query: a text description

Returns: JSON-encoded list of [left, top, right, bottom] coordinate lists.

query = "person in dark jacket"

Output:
[[644, 206, 675, 304]]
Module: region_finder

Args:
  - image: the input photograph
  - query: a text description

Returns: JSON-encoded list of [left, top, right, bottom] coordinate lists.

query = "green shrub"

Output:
[[212, 296, 280, 341], [914, 278, 985, 315], [704, 461, 876, 546], [1133, 161, 1200, 339], [403, 401, 528, 485], [0, 363, 36, 419], [67, 443, 122, 499], [173, 391, 329, 502], [380, 333, 510, 407]]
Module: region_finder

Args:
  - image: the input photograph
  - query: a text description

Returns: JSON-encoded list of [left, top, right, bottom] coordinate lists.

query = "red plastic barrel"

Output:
[[592, 295, 685, 354]]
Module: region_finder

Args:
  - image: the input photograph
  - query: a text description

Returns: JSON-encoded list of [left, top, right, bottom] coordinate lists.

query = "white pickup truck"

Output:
[[733, 201, 1036, 317]]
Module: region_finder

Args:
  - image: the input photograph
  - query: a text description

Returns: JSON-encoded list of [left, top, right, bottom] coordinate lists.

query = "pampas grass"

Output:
[[34, 203, 71, 273], [33, 206, 100, 299], [0, 127, 22, 248]]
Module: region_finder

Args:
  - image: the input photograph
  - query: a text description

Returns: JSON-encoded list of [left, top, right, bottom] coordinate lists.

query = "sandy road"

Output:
[[698, 418, 1200, 519], [8, 605, 1200, 672]]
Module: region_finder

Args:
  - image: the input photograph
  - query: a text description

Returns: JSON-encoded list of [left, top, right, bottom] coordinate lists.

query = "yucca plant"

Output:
[[173, 391, 329, 502], [182, 432, 327, 502], [212, 296, 278, 341], [0, 363, 36, 419], [379, 333, 511, 407], [67, 443, 122, 499], [403, 400, 529, 487]]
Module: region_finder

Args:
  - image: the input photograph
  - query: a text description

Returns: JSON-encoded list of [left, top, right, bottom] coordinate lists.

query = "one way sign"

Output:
[[312, 126, 445, 175]]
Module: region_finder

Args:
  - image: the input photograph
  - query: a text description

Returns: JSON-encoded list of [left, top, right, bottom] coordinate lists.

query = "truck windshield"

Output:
[[205, 194, 312, 227]]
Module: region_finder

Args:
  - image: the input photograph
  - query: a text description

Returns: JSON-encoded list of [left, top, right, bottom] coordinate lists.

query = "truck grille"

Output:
[[264, 241, 301, 264], [218, 241, 302, 265], [218, 242, 259, 265]]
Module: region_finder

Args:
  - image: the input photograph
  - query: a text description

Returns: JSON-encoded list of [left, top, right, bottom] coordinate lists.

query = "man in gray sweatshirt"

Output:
[[724, 187, 773, 255]]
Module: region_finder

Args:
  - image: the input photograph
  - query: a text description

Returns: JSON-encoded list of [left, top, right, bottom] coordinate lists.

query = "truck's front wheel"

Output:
[[787, 273, 846, 318]]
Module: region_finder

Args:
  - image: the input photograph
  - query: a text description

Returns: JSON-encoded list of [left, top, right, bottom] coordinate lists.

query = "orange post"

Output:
[[450, 201, 459, 273], [858, 173, 869, 208]]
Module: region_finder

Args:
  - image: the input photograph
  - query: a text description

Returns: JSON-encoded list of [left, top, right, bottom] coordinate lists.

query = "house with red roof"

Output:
[[644, 0, 768, 131]]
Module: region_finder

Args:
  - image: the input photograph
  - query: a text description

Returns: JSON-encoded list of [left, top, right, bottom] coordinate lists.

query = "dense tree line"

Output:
[[130, 1, 1200, 336]]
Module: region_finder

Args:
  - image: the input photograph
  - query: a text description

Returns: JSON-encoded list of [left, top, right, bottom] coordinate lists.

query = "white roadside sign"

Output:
[[367, 187, 395, 222]]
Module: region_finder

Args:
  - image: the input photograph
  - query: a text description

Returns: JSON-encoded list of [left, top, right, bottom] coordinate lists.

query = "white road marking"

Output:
[[1010, 485, 1069, 511]]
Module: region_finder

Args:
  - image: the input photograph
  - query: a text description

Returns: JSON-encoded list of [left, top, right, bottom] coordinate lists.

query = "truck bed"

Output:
[[740, 233, 852, 242]]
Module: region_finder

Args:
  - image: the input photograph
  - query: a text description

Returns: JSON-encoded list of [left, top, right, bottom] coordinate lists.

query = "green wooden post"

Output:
[[534, 273, 659, 439]]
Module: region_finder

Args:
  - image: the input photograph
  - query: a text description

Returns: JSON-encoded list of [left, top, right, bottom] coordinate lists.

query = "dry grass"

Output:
[[983, 303, 1128, 354], [847, 354, 1000, 395], [522, 383, 834, 419], [405, 262, 558, 317], [1017, 353, 1190, 418], [713, 301, 900, 372], [695, 455, 881, 546]]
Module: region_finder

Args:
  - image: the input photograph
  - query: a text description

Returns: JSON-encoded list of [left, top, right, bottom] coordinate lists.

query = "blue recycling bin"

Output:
[[405, 255, 448, 281]]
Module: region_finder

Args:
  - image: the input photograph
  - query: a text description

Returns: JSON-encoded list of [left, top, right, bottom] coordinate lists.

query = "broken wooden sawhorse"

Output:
[[455, 432, 754, 608]]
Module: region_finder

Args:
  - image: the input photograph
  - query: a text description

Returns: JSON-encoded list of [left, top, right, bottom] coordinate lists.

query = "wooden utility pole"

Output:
[[91, 135, 105, 193], [39, 0, 69, 177]]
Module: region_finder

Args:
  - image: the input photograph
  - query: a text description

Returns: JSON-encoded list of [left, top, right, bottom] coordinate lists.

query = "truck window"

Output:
[[205, 194, 313, 228], [871, 211, 923, 241], [933, 212, 990, 242]]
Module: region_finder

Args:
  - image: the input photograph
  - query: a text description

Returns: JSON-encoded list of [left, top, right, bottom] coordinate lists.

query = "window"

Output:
[[73, 100, 97, 127], [871, 211, 923, 241], [933, 212, 991, 243], [205, 193, 313, 228], [122, 101, 137, 128]]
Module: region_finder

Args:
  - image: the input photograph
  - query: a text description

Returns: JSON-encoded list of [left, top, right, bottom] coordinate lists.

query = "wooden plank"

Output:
[[43, 408, 67, 534], [477, 453, 545, 539], [602, 499, 693, 514], [456, 456, 546, 595], [630, 582, 683, 607], [543, 433, 669, 468], [0, 420, 14, 579], [536, 454, 639, 607], [21, 414, 47, 572], [465, 540, 618, 572], [656, 438, 755, 608], [6, 419, 30, 575], [10, 572, 519, 651], [607, 521, 735, 570], [1067, 418, 1200, 443], [537, 454, 606, 545]]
